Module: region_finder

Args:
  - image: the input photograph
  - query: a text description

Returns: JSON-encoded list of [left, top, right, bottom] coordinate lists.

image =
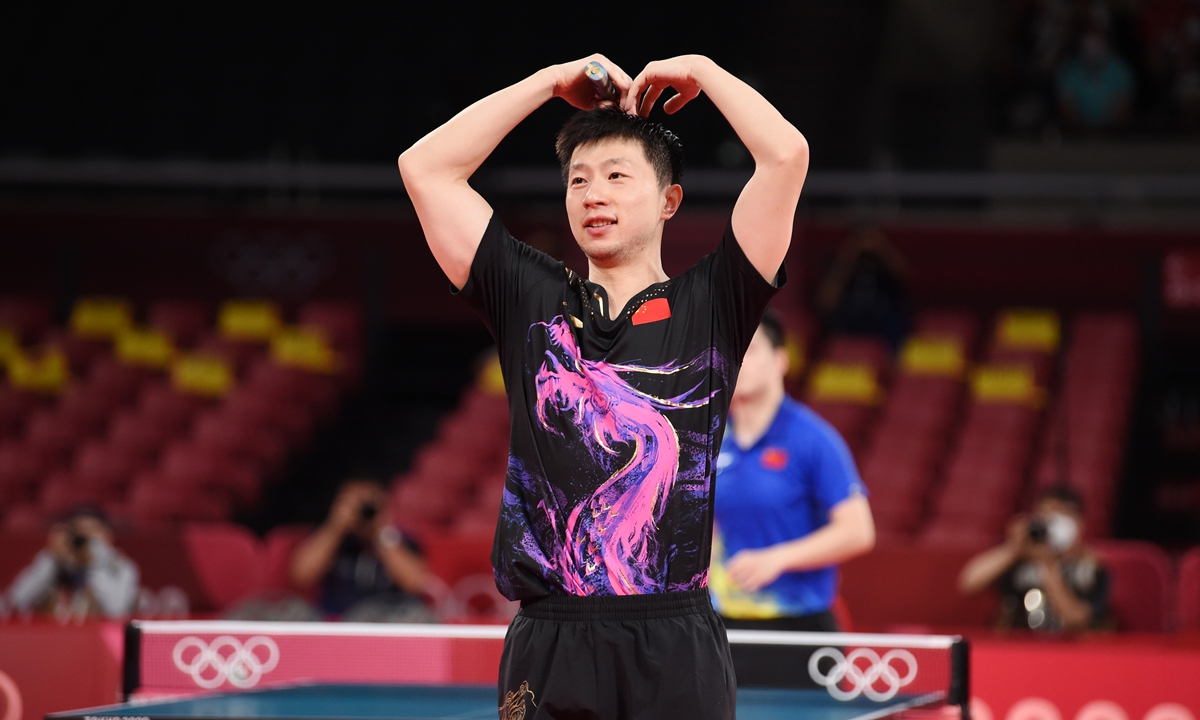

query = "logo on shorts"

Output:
[[172, 636, 280, 689], [500, 680, 538, 720], [808, 647, 917, 701]]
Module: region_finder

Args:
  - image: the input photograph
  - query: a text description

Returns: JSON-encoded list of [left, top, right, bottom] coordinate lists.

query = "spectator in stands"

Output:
[[710, 310, 875, 685], [6, 507, 139, 619], [1057, 22, 1137, 130], [816, 227, 911, 352], [959, 485, 1110, 632], [289, 478, 433, 622]]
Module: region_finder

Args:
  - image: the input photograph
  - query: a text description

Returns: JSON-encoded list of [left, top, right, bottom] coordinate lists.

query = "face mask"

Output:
[[1045, 512, 1079, 552]]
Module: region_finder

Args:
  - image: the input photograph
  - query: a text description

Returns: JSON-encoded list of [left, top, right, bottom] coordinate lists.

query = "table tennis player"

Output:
[[398, 54, 807, 718], [709, 309, 876, 686]]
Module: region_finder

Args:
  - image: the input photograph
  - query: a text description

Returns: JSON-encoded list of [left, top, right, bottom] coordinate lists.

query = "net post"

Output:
[[949, 637, 971, 720], [122, 620, 141, 701]]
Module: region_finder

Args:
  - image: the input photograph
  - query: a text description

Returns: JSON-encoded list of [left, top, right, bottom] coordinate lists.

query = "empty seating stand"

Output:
[[0, 295, 362, 531]]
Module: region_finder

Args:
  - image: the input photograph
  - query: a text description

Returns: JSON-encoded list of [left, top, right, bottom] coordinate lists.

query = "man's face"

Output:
[[1034, 498, 1084, 553], [732, 326, 788, 403], [564, 138, 677, 266]]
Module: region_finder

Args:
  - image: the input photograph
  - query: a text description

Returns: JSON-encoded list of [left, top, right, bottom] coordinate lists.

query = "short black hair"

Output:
[[555, 106, 684, 189], [758, 309, 786, 349], [1037, 484, 1085, 514]]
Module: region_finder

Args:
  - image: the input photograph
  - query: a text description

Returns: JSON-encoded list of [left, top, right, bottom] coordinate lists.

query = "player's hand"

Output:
[[726, 547, 786, 593], [548, 54, 633, 110], [624, 55, 710, 117]]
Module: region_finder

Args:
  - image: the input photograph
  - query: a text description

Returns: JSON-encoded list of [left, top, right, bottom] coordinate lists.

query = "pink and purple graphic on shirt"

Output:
[[517, 315, 718, 595]]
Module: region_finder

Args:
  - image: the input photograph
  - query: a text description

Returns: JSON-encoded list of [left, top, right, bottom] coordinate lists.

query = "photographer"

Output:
[[958, 485, 1109, 632], [289, 478, 431, 622], [7, 507, 139, 619]]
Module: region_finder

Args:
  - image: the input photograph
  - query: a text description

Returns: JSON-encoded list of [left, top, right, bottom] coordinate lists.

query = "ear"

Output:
[[661, 184, 683, 221], [774, 346, 790, 377]]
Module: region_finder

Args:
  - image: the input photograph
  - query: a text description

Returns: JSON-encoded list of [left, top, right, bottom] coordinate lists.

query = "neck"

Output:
[[588, 252, 668, 320], [729, 383, 786, 449]]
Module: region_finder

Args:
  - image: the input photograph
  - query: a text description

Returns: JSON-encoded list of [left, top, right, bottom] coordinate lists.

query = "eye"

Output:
[[571, 176, 586, 186], [609, 172, 624, 180]]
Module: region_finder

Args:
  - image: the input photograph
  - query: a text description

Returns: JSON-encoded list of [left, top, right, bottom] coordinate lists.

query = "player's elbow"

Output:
[[763, 130, 809, 171], [397, 149, 422, 185], [853, 515, 875, 556]]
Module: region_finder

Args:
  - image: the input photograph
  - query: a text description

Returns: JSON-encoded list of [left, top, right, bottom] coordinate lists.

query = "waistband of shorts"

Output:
[[517, 589, 713, 622]]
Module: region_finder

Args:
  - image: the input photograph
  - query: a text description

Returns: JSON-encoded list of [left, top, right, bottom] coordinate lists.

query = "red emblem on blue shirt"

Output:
[[761, 447, 789, 471]]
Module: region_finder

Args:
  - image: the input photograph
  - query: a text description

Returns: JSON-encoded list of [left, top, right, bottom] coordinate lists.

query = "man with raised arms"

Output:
[[399, 53, 808, 720]]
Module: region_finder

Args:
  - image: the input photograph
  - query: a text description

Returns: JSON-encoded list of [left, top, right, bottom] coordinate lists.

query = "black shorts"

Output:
[[722, 610, 840, 688], [498, 589, 736, 720]]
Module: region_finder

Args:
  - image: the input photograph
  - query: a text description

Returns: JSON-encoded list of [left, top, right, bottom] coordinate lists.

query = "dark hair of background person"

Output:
[[1037, 484, 1085, 514], [759, 309, 787, 350], [555, 106, 685, 188]]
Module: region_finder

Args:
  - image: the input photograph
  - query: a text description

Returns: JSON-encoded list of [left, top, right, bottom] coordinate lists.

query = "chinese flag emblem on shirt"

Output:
[[631, 297, 671, 326], [761, 447, 789, 471]]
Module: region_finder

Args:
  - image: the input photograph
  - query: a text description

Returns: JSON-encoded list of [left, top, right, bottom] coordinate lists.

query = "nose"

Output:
[[583, 185, 608, 207]]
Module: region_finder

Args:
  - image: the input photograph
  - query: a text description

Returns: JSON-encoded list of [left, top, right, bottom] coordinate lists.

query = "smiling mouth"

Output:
[[585, 220, 616, 229]]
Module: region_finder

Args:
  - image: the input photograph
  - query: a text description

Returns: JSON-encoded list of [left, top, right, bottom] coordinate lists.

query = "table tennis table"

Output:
[[49, 682, 945, 720], [46, 621, 968, 720]]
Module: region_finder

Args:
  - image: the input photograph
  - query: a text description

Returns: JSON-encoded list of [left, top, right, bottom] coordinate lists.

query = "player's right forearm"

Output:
[[398, 69, 556, 186]]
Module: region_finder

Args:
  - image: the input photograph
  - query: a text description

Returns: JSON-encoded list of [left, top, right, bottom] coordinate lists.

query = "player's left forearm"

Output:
[[772, 504, 875, 573]]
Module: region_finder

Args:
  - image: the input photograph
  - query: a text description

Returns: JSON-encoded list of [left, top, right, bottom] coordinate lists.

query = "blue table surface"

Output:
[[49, 684, 943, 720]]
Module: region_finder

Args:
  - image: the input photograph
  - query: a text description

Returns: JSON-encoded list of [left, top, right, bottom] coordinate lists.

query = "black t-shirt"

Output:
[[459, 213, 783, 600], [318, 534, 420, 616], [998, 555, 1110, 631]]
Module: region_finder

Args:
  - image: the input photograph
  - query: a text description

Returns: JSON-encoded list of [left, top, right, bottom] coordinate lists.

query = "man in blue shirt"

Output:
[[711, 310, 875, 685]]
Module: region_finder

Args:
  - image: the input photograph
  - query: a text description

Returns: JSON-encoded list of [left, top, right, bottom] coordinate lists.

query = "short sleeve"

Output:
[[456, 212, 564, 344], [807, 420, 867, 516], [707, 223, 787, 357]]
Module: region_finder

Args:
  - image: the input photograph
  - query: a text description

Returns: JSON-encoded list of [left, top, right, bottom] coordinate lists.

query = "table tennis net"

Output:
[[126, 621, 968, 714]]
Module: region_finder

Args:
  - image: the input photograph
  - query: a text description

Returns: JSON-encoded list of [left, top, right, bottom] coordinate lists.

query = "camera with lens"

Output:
[[1027, 516, 1048, 544], [71, 533, 89, 550], [359, 502, 378, 522]]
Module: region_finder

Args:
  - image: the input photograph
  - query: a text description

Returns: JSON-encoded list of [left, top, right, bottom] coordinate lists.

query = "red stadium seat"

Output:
[[262, 524, 318, 599], [137, 382, 209, 432], [126, 472, 231, 524], [297, 301, 363, 350], [1179, 547, 1200, 633], [160, 442, 260, 510], [147, 300, 211, 347], [24, 408, 92, 462], [0, 441, 52, 504], [0, 297, 53, 344], [108, 408, 180, 461], [913, 310, 979, 348], [195, 332, 267, 374], [192, 410, 288, 478], [244, 359, 340, 419], [74, 440, 141, 491], [57, 383, 122, 432], [182, 523, 266, 611], [87, 356, 149, 405], [0, 385, 42, 439], [821, 336, 892, 375], [38, 471, 112, 517], [222, 389, 315, 449], [1094, 540, 1174, 633]]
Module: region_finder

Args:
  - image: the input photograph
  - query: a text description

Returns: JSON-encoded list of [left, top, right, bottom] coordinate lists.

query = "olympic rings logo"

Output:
[[808, 647, 918, 702], [172, 636, 280, 689]]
